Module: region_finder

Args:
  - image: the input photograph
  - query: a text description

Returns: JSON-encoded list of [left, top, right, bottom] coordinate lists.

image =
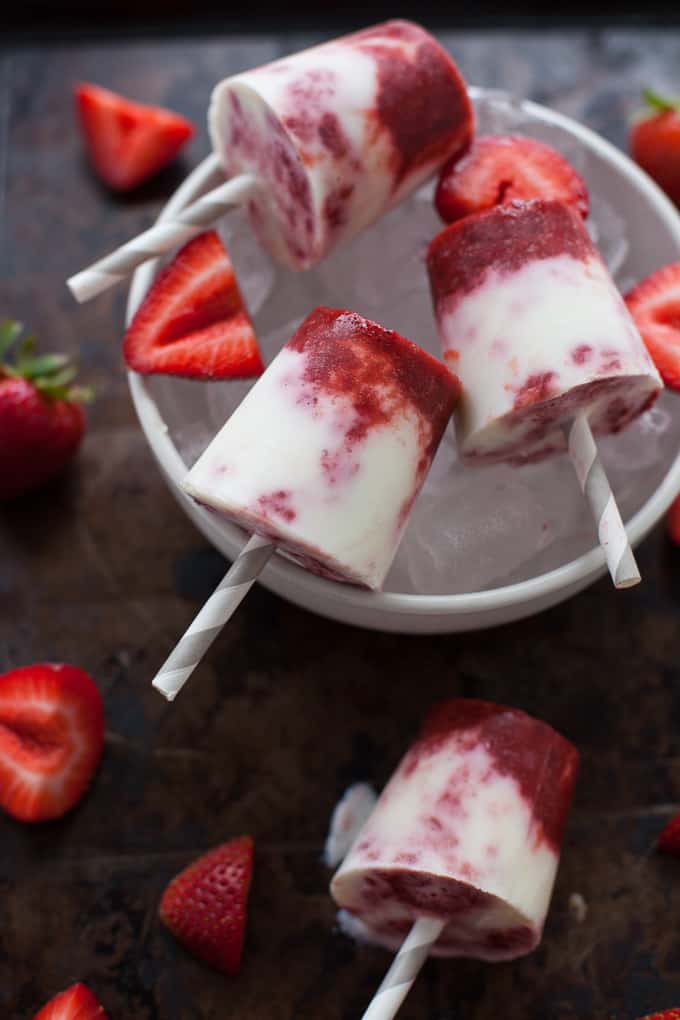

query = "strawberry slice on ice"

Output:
[[0, 663, 104, 823], [124, 230, 263, 380], [33, 983, 107, 1020], [435, 134, 589, 223], [75, 82, 194, 192], [658, 811, 680, 855], [625, 262, 680, 390], [160, 836, 254, 975]]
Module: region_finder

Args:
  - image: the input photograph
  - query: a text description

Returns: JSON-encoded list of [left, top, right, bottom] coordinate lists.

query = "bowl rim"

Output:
[[127, 87, 680, 617]]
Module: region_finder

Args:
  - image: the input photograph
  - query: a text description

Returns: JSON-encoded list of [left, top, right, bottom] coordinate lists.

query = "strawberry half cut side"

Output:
[[435, 134, 589, 223], [159, 835, 254, 975], [0, 663, 104, 822], [625, 262, 680, 390], [75, 82, 194, 192], [123, 231, 264, 380], [33, 983, 107, 1020]]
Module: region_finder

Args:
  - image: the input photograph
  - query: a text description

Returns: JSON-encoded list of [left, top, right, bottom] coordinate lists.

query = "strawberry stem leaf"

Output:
[[17, 354, 70, 379], [0, 320, 23, 361], [643, 88, 680, 114]]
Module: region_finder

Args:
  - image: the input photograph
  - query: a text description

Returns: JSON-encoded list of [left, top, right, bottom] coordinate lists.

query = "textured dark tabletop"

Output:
[[2, 23, 680, 1020]]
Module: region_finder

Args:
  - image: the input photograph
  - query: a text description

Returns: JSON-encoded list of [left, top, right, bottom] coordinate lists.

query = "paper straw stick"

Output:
[[67, 173, 256, 303], [564, 412, 640, 589], [361, 917, 445, 1020], [152, 533, 274, 702]]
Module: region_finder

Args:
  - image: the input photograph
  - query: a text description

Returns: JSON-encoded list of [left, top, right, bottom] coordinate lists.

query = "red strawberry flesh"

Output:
[[658, 811, 680, 855], [75, 82, 194, 192], [625, 262, 680, 390], [159, 835, 254, 975], [435, 134, 589, 223], [0, 664, 104, 822], [33, 982, 107, 1020], [123, 230, 263, 380]]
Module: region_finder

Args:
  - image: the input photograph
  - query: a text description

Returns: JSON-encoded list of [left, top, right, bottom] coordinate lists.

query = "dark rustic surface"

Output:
[[2, 25, 680, 1020]]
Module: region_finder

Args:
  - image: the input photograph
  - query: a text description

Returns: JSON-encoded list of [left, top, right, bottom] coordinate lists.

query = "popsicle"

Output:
[[152, 307, 460, 700], [427, 199, 664, 587], [331, 699, 579, 1018], [68, 20, 473, 300]]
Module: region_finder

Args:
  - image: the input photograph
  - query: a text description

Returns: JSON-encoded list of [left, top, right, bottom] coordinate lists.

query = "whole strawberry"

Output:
[[0, 320, 92, 501], [630, 89, 680, 208], [160, 836, 254, 975]]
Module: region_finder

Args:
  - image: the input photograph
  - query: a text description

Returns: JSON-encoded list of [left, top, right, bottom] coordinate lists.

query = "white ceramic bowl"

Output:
[[127, 88, 680, 634]]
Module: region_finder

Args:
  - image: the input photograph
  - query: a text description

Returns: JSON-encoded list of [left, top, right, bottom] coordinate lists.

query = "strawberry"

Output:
[[33, 983, 107, 1020], [625, 262, 680, 390], [630, 90, 680, 208], [434, 134, 589, 224], [75, 82, 194, 192], [0, 320, 92, 502], [668, 495, 680, 546], [123, 230, 263, 380], [0, 664, 104, 823], [159, 836, 254, 975], [636, 1011, 680, 1020], [658, 811, 680, 856]]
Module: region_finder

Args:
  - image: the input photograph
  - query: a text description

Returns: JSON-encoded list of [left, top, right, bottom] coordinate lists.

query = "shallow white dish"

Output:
[[127, 87, 680, 634]]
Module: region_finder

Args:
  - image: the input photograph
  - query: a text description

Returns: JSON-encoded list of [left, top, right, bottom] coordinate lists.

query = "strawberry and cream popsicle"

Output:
[[209, 20, 473, 270], [182, 307, 460, 590], [427, 200, 663, 465], [331, 699, 579, 961]]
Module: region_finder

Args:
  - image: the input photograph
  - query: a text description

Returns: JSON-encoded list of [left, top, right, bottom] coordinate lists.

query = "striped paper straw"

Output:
[[361, 917, 445, 1020], [67, 173, 256, 303], [152, 533, 274, 702], [564, 412, 640, 589]]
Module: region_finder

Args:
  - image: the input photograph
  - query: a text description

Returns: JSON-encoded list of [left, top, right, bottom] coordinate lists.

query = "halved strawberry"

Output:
[[0, 664, 104, 823], [630, 90, 680, 208], [636, 1011, 680, 1020], [668, 495, 680, 547], [625, 262, 680, 390], [123, 230, 263, 380], [159, 836, 254, 975], [435, 134, 589, 224], [75, 82, 194, 192], [658, 811, 680, 856], [33, 983, 107, 1020]]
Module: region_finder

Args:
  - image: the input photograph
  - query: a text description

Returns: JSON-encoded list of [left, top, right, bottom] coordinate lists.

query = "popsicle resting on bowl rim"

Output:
[[67, 19, 474, 301], [427, 199, 664, 589], [151, 306, 460, 701]]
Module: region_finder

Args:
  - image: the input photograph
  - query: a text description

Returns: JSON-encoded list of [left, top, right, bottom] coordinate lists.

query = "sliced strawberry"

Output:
[[435, 134, 589, 224], [123, 230, 263, 380], [658, 811, 680, 856], [636, 1011, 680, 1020], [668, 495, 680, 547], [625, 262, 680, 390], [33, 983, 106, 1020], [0, 664, 104, 823], [159, 836, 254, 975], [75, 82, 194, 192]]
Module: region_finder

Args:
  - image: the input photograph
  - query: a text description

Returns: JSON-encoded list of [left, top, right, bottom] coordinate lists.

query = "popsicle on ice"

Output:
[[68, 20, 474, 301], [331, 698, 579, 962], [151, 307, 459, 701], [427, 199, 664, 589], [183, 306, 459, 589], [209, 19, 473, 270], [427, 200, 663, 465]]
